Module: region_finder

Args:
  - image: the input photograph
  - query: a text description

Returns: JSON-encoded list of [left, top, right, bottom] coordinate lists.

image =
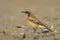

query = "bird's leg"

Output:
[[32, 28, 36, 33]]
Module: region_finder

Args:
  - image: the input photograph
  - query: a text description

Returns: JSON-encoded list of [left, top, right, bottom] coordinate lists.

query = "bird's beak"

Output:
[[21, 11, 25, 13], [21, 11, 27, 14], [21, 10, 31, 15]]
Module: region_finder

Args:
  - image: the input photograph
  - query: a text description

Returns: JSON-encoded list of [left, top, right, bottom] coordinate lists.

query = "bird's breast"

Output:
[[27, 19, 38, 28]]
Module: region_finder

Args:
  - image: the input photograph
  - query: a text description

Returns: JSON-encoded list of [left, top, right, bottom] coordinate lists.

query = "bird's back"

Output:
[[27, 14, 46, 26]]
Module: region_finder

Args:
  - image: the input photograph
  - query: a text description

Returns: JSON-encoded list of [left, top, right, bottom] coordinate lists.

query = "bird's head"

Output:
[[21, 9, 31, 15]]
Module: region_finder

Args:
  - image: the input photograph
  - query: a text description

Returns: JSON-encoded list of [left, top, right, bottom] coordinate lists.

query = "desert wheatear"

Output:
[[21, 9, 53, 32]]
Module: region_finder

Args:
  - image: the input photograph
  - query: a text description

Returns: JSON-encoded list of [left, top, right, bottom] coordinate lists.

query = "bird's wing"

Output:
[[28, 19, 53, 32], [28, 18, 46, 26]]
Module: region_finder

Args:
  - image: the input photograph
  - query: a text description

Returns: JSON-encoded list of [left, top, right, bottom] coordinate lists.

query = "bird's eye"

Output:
[[25, 11, 29, 13]]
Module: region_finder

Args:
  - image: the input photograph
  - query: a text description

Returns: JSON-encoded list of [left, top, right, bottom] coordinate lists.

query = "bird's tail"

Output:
[[39, 25, 53, 32], [44, 26, 54, 32]]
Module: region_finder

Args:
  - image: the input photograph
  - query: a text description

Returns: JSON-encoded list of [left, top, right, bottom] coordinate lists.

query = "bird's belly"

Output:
[[27, 20, 38, 28]]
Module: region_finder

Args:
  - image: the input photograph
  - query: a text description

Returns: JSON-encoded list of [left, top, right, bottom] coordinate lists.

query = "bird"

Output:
[[21, 9, 54, 33]]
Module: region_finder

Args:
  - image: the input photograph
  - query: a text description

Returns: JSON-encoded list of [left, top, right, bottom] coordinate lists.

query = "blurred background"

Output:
[[0, 0, 60, 26]]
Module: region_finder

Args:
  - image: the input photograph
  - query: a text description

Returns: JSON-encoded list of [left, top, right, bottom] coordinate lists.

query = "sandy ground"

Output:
[[0, 0, 60, 40]]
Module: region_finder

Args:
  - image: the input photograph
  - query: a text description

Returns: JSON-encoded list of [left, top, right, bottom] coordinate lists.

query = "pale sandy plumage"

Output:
[[21, 9, 53, 32]]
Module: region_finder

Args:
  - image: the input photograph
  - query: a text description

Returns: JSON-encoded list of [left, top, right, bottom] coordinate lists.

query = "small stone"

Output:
[[42, 29, 49, 33], [50, 25, 54, 29], [20, 32, 25, 35], [16, 25, 26, 29], [54, 30, 58, 33]]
